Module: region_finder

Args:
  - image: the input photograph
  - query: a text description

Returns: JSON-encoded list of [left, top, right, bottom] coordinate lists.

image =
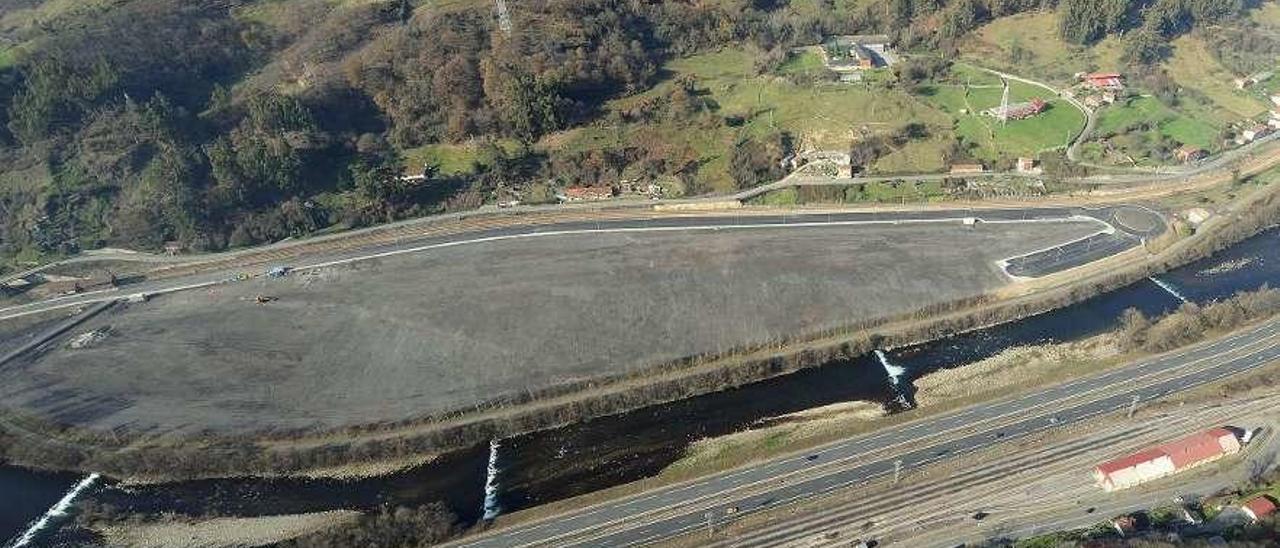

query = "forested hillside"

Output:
[[0, 0, 1263, 266]]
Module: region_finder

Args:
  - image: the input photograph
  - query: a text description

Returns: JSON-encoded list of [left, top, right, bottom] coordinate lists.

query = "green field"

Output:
[[961, 11, 1123, 86], [776, 49, 827, 77], [871, 135, 953, 174], [750, 180, 948, 205], [665, 50, 950, 150], [959, 11, 1269, 168], [546, 48, 955, 191], [547, 47, 1097, 190], [1164, 36, 1269, 122], [1095, 96, 1221, 149], [400, 140, 520, 176], [916, 64, 1085, 162]]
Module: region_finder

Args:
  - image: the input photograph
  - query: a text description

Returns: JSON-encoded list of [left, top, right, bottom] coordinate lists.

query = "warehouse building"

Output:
[[1094, 428, 1242, 492]]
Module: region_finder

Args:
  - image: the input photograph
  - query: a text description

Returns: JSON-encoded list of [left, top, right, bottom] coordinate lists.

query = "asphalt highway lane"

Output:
[[1003, 232, 1137, 278], [450, 320, 1280, 547]]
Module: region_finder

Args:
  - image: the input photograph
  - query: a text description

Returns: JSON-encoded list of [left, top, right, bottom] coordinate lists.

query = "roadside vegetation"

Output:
[[747, 176, 1047, 205], [75, 501, 459, 548], [0, 0, 1265, 273]]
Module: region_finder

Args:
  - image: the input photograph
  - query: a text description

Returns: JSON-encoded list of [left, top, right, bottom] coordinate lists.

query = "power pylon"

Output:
[[495, 0, 512, 33], [998, 77, 1011, 126]]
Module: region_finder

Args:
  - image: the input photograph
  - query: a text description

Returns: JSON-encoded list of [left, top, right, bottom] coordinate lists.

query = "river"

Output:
[[2, 227, 1277, 545]]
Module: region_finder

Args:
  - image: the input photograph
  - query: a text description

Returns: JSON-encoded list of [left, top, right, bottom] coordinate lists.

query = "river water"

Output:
[[2, 227, 1277, 544]]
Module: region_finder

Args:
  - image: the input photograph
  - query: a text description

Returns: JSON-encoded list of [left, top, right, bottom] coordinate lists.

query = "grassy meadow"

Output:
[[541, 48, 956, 192], [917, 64, 1086, 162], [960, 11, 1123, 86]]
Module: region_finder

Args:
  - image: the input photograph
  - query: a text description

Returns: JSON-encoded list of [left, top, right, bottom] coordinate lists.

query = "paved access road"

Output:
[[448, 319, 1280, 548], [0, 205, 1155, 323]]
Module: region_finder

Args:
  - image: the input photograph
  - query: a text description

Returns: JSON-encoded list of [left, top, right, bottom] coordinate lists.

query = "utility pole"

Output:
[[893, 459, 903, 484], [704, 510, 715, 538], [1128, 394, 1140, 418]]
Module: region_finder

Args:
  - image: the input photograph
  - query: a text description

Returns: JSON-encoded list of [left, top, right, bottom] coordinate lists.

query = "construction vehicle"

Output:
[[255, 294, 279, 305]]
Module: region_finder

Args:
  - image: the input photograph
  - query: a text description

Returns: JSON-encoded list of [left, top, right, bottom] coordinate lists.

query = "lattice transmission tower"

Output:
[[494, 0, 512, 34], [998, 77, 1011, 126]]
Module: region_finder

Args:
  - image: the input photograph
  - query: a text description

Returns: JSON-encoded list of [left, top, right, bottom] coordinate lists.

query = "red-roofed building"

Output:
[[1243, 496, 1277, 521], [1084, 72, 1124, 91], [1094, 428, 1241, 491], [1176, 145, 1207, 164]]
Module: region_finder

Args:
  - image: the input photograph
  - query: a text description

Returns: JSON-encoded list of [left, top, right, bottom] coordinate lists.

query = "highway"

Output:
[[448, 318, 1280, 547], [0, 205, 1155, 323]]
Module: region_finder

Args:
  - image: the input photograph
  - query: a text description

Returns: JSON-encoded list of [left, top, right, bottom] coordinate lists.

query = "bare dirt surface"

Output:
[[0, 308, 74, 359], [0, 221, 1100, 436], [94, 510, 360, 548], [912, 335, 1121, 407]]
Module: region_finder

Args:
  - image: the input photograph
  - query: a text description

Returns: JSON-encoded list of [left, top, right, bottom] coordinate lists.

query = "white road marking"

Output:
[[0, 214, 1099, 322]]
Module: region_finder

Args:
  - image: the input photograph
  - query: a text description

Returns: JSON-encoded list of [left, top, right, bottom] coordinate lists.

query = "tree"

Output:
[[399, 0, 413, 24], [114, 146, 202, 249], [1059, 0, 1131, 44], [8, 55, 119, 144], [481, 60, 560, 144], [1116, 307, 1151, 352], [1121, 26, 1171, 66], [729, 132, 791, 190]]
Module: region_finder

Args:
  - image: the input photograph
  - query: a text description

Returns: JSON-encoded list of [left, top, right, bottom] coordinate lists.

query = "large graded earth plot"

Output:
[[0, 216, 1115, 437]]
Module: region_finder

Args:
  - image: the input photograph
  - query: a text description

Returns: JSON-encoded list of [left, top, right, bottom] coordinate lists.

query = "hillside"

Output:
[[0, 0, 1266, 270]]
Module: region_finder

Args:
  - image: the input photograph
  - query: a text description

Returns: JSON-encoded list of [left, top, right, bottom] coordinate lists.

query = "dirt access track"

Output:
[[0, 206, 1159, 437]]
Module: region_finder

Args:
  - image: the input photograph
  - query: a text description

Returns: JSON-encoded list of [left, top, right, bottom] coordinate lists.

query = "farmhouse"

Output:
[[821, 35, 893, 72], [1094, 428, 1241, 492], [1238, 124, 1273, 145], [1083, 72, 1124, 91], [1175, 145, 1207, 164], [1235, 71, 1273, 90], [1084, 91, 1117, 108]]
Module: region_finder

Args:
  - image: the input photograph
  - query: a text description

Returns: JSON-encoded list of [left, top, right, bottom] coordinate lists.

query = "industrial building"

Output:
[[1094, 428, 1241, 492]]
